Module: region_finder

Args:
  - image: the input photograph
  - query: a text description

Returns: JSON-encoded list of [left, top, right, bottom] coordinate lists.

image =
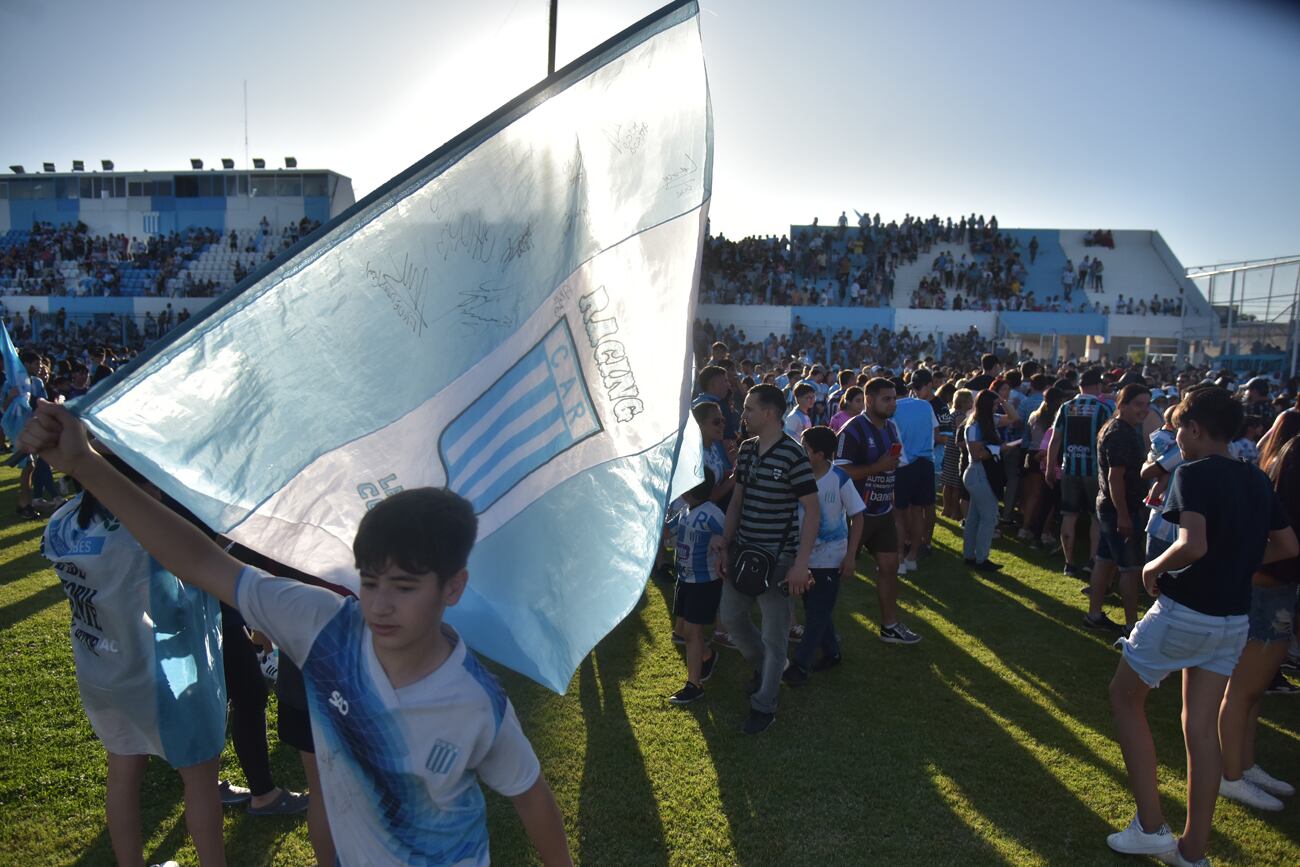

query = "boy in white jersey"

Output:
[[19, 401, 573, 867], [667, 469, 724, 706], [784, 426, 865, 684], [784, 382, 815, 438]]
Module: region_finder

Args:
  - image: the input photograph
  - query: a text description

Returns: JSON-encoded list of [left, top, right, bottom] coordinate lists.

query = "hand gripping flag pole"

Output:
[[72, 0, 711, 693]]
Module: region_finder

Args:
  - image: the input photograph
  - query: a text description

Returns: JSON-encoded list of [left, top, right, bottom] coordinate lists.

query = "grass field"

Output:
[[1, 465, 1297, 866]]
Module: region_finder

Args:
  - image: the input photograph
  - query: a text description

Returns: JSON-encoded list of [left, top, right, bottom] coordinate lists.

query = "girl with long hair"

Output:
[[1218, 433, 1300, 810], [960, 389, 1015, 570]]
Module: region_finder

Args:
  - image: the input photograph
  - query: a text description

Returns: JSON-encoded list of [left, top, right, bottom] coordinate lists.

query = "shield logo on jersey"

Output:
[[426, 738, 461, 775], [437, 320, 602, 514]]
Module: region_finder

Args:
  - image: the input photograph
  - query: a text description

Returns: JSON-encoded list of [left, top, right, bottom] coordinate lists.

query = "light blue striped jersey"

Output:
[[236, 567, 540, 867], [675, 502, 725, 584]]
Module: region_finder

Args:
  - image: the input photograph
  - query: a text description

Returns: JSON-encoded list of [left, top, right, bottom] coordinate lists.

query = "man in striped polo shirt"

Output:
[[710, 384, 819, 735], [1046, 367, 1112, 577]]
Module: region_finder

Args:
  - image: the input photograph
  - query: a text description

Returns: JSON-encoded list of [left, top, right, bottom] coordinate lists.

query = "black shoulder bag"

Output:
[[730, 510, 797, 597]]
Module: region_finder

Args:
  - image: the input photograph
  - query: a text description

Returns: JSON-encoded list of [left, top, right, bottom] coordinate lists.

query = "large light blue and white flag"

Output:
[[74, 0, 711, 692]]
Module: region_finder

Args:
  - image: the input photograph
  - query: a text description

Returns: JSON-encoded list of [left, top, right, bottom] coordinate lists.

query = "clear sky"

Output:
[[3, 0, 1298, 270]]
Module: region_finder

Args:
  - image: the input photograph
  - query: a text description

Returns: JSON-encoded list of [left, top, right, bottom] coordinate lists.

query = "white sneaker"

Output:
[[150, 862, 181, 867], [1243, 764, 1295, 797], [1106, 815, 1177, 858], [901, 559, 918, 574], [1218, 775, 1284, 811], [1168, 841, 1211, 867]]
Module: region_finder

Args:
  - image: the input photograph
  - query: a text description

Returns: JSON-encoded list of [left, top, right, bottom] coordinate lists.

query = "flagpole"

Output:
[[547, 0, 558, 74]]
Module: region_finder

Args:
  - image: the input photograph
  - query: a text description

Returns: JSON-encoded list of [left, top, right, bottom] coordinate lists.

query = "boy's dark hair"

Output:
[[353, 488, 478, 581], [793, 382, 815, 399], [865, 376, 895, 397], [910, 368, 934, 390], [1172, 386, 1243, 443], [1030, 373, 1052, 392], [890, 376, 907, 394], [684, 468, 717, 504], [1004, 370, 1022, 388], [696, 365, 726, 394], [690, 400, 721, 425], [747, 383, 787, 416], [981, 353, 999, 372], [801, 425, 837, 459]]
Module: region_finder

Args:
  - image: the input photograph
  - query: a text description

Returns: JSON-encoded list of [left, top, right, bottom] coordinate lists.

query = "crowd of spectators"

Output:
[[693, 318, 1004, 373], [1, 300, 189, 352], [698, 213, 1181, 317], [0, 217, 322, 300]]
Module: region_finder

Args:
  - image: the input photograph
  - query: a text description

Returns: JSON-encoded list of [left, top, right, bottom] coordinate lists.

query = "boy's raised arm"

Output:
[[19, 400, 243, 606]]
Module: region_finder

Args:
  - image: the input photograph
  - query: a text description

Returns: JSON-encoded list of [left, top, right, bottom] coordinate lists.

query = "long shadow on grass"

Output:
[[892, 544, 1264, 863], [68, 761, 189, 867], [574, 603, 668, 865], [0, 578, 64, 629], [0, 524, 47, 564]]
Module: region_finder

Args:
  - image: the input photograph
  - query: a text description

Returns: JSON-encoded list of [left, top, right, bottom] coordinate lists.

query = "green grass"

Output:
[[1, 465, 1297, 865]]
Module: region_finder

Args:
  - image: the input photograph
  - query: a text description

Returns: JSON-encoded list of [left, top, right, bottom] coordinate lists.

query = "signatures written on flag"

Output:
[[365, 254, 429, 337]]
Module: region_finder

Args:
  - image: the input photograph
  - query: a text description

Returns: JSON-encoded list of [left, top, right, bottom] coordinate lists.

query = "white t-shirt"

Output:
[[784, 407, 812, 439], [236, 567, 540, 867], [801, 466, 866, 568]]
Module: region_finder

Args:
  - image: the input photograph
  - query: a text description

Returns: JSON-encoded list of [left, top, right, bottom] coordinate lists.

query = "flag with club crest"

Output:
[[74, 0, 711, 692]]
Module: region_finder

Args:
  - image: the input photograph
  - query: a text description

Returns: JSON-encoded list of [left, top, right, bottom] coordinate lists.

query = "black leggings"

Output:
[[221, 603, 275, 797]]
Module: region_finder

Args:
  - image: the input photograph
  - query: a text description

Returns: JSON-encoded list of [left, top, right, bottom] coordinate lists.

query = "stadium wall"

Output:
[[12, 297, 215, 318]]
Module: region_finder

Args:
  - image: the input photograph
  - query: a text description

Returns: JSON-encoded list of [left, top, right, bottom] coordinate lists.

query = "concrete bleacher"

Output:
[[167, 229, 271, 294], [1058, 229, 1207, 317]]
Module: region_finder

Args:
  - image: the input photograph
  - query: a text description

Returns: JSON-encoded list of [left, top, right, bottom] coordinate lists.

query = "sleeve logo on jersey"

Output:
[[328, 690, 350, 716], [425, 738, 461, 775]]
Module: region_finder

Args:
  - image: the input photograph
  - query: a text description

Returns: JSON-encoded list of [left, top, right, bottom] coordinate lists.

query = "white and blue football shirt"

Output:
[[674, 501, 725, 583], [236, 567, 541, 867], [803, 466, 866, 569], [42, 496, 226, 768]]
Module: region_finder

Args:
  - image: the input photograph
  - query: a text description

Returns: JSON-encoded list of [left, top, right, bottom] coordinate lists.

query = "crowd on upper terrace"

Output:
[[700, 212, 1181, 316], [0, 217, 322, 298]]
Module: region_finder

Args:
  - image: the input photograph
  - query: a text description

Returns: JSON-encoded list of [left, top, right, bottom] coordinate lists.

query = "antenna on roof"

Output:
[[243, 79, 250, 171]]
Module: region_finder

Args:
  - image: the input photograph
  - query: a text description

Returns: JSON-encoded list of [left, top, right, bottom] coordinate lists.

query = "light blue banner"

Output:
[[75, 0, 712, 693]]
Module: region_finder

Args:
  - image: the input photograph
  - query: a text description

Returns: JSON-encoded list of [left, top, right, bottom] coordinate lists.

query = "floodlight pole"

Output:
[[1291, 266, 1300, 379], [548, 0, 558, 74]]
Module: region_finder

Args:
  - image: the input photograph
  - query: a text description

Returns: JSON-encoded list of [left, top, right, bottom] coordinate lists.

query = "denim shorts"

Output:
[[1120, 596, 1248, 687], [1248, 583, 1299, 643], [1096, 510, 1143, 570]]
